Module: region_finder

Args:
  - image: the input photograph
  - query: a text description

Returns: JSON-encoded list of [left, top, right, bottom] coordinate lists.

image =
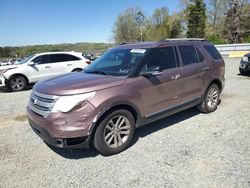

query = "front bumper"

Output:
[[29, 117, 90, 148], [27, 103, 97, 148]]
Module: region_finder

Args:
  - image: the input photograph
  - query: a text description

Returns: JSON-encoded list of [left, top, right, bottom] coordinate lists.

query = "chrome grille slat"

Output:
[[29, 91, 58, 118]]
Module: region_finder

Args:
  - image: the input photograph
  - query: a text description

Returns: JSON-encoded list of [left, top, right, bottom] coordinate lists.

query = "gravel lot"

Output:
[[0, 57, 249, 188]]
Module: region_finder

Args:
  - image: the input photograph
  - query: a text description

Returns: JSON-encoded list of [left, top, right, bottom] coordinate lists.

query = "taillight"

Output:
[[86, 60, 91, 64]]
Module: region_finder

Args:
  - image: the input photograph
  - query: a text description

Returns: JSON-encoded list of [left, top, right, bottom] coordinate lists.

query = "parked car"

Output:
[[27, 39, 225, 155], [0, 51, 90, 91], [239, 53, 250, 75], [0, 60, 9, 66]]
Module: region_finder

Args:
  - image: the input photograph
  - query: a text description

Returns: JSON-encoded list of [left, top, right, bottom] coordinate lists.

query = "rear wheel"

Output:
[[7, 76, 27, 91], [197, 84, 220, 113], [72, 68, 83, 72], [93, 109, 135, 156]]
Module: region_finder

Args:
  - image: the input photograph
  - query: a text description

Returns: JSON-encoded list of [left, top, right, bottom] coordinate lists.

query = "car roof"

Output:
[[115, 38, 212, 49], [34, 51, 82, 56]]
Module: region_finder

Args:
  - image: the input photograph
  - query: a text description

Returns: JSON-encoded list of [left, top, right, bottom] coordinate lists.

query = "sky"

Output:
[[0, 0, 180, 47]]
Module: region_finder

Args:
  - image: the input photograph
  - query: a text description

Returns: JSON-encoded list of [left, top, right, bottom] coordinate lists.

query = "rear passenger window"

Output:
[[147, 47, 177, 70], [49, 54, 80, 63], [179, 46, 199, 66], [204, 45, 222, 60]]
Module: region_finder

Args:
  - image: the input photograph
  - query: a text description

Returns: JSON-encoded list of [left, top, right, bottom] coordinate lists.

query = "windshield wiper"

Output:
[[85, 70, 108, 75]]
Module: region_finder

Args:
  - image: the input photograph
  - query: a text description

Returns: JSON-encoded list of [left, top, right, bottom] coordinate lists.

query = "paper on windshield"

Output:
[[130, 49, 146, 54]]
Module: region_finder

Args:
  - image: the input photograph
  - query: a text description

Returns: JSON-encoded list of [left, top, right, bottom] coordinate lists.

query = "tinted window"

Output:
[[65, 54, 80, 61], [179, 46, 199, 66], [204, 45, 222, 60], [33, 55, 50, 64], [49, 54, 80, 63], [147, 47, 177, 70]]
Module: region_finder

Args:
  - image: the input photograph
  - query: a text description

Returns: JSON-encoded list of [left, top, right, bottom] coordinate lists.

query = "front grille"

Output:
[[28, 90, 59, 118]]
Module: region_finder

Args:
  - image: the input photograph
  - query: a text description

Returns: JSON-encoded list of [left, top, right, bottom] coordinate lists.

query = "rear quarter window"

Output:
[[204, 45, 222, 60]]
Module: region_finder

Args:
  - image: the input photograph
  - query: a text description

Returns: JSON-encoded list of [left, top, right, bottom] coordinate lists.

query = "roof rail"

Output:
[[163, 38, 207, 42]]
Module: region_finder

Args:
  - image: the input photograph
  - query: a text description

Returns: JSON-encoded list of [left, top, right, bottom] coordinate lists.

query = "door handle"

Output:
[[171, 73, 181, 80], [45, 66, 51, 68], [67, 64, 72, 66], [202, 66, 210, 71]]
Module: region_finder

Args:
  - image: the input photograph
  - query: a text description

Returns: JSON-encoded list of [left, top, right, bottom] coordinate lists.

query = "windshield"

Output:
[[84, 48, 149, 76], [16, 54, 36, 65]]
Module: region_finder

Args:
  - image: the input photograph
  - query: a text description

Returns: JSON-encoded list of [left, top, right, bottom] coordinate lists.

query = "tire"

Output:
[[239, 68, 248, 75], [197, 84, 220, 113], [72, 68, 83, 72], [7, 76, 27, 92], [93, 109, 135, 156]]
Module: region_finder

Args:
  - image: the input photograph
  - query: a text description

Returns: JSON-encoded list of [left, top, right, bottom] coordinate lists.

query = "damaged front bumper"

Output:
[[27, 101, 98, 148]]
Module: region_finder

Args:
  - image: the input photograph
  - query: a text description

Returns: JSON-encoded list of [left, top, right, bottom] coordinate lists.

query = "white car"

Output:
[[0, 51, 90, 91]]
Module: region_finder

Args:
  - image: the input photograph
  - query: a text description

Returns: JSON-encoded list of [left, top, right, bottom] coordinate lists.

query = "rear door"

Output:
[[139, 46, 183, 118], [177, 45, 211, 103], [49, 54, 82, 76]]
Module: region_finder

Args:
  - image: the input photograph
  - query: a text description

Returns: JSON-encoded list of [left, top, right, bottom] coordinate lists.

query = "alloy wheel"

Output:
[[206, 88, 219, 109], [103, 115, 131, 148], [10, 78, 25, 91]]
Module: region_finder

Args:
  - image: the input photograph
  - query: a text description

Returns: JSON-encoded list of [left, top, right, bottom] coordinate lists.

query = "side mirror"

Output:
[[27, 61, 35, 66], [140, 66, 163, 77]]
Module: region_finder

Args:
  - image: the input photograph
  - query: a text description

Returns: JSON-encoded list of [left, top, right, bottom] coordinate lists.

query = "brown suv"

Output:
[[27, 39, 225, 155]]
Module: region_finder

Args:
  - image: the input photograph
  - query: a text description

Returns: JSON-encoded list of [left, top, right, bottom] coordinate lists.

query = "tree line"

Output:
[[113, 0, 250, 44], [1, 0, 249, 58], [0, 43, 112, 58]]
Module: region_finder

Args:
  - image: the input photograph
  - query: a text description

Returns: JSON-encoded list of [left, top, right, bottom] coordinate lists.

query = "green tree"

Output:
[[145, 7, 170, 41], [170, 19, 182, 38], [186, 0, 207, 38], [224, 0, 244, 43], [112, 8, 143, 44]]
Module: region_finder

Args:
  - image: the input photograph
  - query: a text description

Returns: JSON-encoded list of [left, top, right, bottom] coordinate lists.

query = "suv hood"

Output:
[[34, 72, 126, 95]]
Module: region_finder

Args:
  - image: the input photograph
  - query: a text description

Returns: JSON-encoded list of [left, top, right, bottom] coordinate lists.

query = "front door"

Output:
[[28, 54, 51, 82]]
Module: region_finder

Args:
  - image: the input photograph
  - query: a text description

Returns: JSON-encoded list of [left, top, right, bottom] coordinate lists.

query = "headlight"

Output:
[[52, 92, 95, 113], [242, 56, 248, 62]]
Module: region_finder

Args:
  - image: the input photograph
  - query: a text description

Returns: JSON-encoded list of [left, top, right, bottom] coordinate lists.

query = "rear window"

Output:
[[179, 46, 199, 66], [204, 45, 222, 60], [49, 54, 80, 63]]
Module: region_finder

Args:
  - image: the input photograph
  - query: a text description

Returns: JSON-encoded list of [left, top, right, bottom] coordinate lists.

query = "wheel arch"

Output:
[[7, 73, 29, 85], [89, 101, 142, 137], [209, 79, 222, 92], [71, 68, 83, 72]]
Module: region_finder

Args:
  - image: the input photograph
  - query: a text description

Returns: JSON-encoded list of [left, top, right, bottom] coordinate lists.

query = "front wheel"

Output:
[[7, 76, 27, 92], [93, 109, 135, 156], [197, 84, 220, 113]]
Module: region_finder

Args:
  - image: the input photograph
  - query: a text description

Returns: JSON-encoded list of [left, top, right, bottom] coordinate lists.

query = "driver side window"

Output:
[[145, 47, 177, 71], [33, 55, 50, 64]]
